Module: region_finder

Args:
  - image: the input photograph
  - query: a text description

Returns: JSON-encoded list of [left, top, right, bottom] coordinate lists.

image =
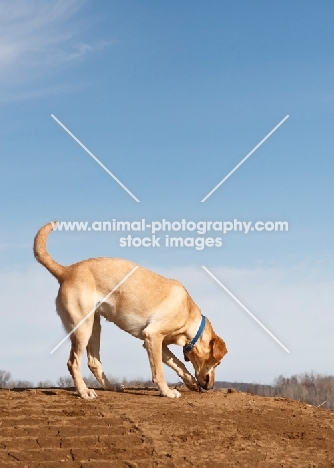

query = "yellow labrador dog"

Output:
[[34, 222, 227, 399]]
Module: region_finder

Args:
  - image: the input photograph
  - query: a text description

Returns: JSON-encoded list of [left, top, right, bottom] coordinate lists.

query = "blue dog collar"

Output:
[[183, 315, 206, 353]]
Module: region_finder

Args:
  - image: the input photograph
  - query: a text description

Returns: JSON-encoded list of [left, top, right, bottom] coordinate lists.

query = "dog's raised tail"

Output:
[[33, 222, 66, 281]]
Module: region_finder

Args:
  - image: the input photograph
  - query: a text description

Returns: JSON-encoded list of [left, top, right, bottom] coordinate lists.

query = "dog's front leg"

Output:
[[162, 344, 199, 392], [143, 328, 181, 398]]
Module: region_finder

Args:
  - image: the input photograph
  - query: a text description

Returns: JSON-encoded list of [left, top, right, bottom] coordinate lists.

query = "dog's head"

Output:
[[184, 318, 227, 390]]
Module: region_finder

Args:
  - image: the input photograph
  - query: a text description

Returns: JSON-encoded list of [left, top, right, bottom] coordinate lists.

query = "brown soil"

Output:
[[0, 386, 333, 467]]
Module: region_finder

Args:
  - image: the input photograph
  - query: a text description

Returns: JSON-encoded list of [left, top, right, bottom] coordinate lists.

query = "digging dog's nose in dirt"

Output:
[[198, 372, 215, 391]]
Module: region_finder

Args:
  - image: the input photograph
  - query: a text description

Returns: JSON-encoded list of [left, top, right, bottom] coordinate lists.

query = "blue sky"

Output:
[[0, 0, 333, 385]]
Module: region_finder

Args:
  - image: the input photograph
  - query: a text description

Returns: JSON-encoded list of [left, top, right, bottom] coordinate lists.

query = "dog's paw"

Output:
[[81, 388, 98, 399], [115, 384, 125, 392], [187, 382, 201, 392], [186, 381, 200, 392], [164, 388, 181, 399]]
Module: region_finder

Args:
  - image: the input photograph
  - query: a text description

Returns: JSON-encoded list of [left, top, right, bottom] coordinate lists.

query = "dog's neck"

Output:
[[185, 312, 204, 344], [184, 315, 206, 353]]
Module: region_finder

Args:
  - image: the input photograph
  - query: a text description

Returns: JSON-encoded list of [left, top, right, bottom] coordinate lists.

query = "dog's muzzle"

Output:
[[197, 373, 213, 391]]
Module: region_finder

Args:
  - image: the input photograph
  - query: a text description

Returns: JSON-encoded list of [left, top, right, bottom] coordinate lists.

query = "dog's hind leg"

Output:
[[162, 344, 199, 392], [67, 315, 97, 400], [86, 314, 116, 391]]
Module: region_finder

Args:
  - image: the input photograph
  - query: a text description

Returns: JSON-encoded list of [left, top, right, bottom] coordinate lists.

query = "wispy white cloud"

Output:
[[0, 0, 111, 92], [43, 40, 113, 66], [0, 0, 77, 69]]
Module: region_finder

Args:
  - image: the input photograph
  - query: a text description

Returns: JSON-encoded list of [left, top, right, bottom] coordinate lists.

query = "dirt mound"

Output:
[[0, 387, 333, 467]]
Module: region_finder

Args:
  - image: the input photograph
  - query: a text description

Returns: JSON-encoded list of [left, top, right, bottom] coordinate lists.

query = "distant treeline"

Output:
[[1, 370, 333, 410], [216, 373, 334, 411], [0, 370, 152, 391]]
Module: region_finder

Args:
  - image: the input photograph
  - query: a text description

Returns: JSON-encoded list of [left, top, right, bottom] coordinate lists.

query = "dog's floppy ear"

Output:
[[211, 336, 227, 361]]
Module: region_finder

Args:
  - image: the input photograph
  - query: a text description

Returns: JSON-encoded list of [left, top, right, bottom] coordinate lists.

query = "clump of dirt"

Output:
[[0, 387, 333, 467]]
